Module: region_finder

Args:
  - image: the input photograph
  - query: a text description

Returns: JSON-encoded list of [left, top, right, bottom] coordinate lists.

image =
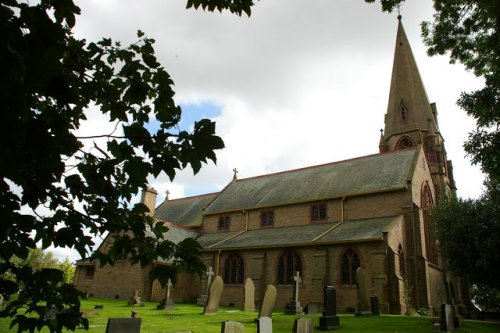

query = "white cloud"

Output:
[[64, 0, 486, 253]]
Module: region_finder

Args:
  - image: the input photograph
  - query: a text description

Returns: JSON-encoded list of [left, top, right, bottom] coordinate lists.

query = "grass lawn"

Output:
[[1, 297, 499, 333]]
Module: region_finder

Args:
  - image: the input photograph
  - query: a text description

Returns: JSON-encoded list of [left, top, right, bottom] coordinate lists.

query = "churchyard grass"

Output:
[[0, 297, 498, 333]]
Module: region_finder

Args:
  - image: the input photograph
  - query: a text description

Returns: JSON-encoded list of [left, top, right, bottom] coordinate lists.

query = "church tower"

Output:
[[380, 17, 456, 200]]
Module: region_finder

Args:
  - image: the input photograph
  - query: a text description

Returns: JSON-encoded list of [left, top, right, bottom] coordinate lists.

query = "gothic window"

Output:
[[218, 216, 230, 231], [398, 244, 405, 277], [422, 183, 438, 264], [311, 204, 327, 222], [223, 254, 244, 284], [277, 250, 302, 285], [396, 136, 415, 150], [340, 248, 360, 285], [261, 210, 275, 227]]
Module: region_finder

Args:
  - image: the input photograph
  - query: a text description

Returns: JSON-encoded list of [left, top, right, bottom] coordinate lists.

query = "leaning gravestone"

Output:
[[292, 318, 313, 333], [257, 316, 272, 333], [221, 321, 245, 333], [319, 285, 340, 330], [204, 276, 224, 315], [258, 285, 277, 318], [244, 278, 256, 311], [355, 267, 370, 314], [105, 318, 141, 333]]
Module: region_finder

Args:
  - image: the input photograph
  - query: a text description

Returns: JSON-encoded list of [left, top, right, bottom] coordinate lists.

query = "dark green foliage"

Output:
[[430, 180, 500, 290], [0, 0, 226, 331], [471, 284, 500, 312]]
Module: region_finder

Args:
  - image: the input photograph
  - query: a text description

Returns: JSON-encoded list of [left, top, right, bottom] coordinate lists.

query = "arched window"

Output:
[[340, 248, 360, 285], [396, 136, 415, 150], [398, 244, 405, 277], [277, 250, 302, 285], [422, 183, 438, 264], [223, 254, 244, 284]]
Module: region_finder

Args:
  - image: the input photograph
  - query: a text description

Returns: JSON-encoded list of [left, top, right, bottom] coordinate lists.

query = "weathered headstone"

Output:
[[221, 321, 245, 333], [244, 278, 256, 312], [105, 318, 141, 333], [204, 276, 224, 315], [304, 304, 318, 315], [292, 318, 313, 333], [258, 285, 277, 318], [445, 304, 455, 332], [257, 316, 272, 333], [355, 267, 370, 314], [370, 296, 380, 316], [319, 285, 340, 330], [197, 266, 214, 306], [128, 290, 144, 306], [285, 271, 304, 315]]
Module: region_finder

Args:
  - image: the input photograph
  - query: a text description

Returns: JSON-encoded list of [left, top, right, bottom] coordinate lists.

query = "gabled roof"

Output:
[[204, 149, 418, 214], [154, 192, 219, 227], [197, 216, 402, 250]]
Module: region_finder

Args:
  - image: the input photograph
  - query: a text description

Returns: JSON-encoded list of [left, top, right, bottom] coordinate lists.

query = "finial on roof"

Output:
[[380, 129, 384, 134], [165, 189, 170, 200], [233, 168, 238, 180], [396, 3, 402, 21]]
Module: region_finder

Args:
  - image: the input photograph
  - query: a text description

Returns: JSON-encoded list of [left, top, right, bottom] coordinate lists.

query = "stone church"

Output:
[[75, 19, 467, 314]]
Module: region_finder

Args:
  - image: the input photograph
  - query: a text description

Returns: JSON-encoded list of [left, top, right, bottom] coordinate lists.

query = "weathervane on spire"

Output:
[[396, 3, 403, 21]]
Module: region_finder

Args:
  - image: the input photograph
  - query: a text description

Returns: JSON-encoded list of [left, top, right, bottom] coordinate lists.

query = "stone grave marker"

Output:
[[257, 316, 272, 333], [292, 318, 313, 333], [221, 321, 245, 333], [128, 290, 144, 306], [258, 285, 277, 318], [285, 271, 304, 315], [445, 304, 455, 332], [244, 278, 256, 312], [304, 304, 318, 315], [355, 267, 370, 314], [158, 278, 176, 310], [105, 317, 141, 333], [204, 276, 224, 315], [319, 285, 340, 330], [197, 266, 214, 306], [370, 296, 380, 316]]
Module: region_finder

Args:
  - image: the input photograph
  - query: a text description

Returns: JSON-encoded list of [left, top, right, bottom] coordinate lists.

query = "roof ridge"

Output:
[[165, 191, 219, 202], [236, 149, 416, 182]]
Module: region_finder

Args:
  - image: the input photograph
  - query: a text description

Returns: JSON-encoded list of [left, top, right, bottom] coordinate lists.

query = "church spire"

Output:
[[383, 18, 439, 149]]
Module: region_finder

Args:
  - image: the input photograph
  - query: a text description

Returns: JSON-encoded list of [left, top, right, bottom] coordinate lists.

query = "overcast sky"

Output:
[[55, 0, 485, 261]]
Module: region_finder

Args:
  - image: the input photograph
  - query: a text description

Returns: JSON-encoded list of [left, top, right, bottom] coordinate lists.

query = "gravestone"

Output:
[[257, 316, 272, 333], [105, 318, 141, 333], [128, 290, 144, 306], [355, 267, 370, 314], [319, 285, 340, 330], [204, 276, 224, 315], [370, 296, 380, 316], [304, 304, 318, 315], [445, 304, 455, 332], [244, 278, 256, 312], [197, 266, 214, 306], [258, 285, 277, 318], [158, 279, 176, 310], [285, 271, 304, 315], [221, 321, 245, 333], [293, 318, 313, 333]]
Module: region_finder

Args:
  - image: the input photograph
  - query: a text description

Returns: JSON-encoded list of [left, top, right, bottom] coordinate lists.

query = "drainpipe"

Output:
[[216, 249, 221, 276], [312, 196, 346, 242]]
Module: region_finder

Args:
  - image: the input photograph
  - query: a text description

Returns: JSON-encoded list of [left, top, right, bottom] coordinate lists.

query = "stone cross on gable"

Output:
[[292, 271, 301, 302], [233, 168, 238, 180], [206, 266, 215, 294]]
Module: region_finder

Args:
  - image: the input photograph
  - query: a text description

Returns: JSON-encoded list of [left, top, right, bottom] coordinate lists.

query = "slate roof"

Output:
[[197, 216, 402, 250], [154, 192, 219, 227], [204, 149, 418, 214]]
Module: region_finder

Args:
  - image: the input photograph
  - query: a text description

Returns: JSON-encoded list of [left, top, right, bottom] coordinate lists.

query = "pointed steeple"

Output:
[[383, 18, 439, 147]]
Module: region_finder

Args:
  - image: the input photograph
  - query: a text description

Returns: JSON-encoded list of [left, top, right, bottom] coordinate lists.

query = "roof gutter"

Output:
[[311, 196, 346, 242]]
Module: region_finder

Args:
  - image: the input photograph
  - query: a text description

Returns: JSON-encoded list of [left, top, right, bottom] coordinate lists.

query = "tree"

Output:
[[430, 181, 500, 290], [1, 0, 228, 331]]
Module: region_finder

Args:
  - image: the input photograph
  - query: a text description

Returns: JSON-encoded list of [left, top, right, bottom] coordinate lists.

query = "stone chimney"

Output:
[[141, 187, 158, 216]]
